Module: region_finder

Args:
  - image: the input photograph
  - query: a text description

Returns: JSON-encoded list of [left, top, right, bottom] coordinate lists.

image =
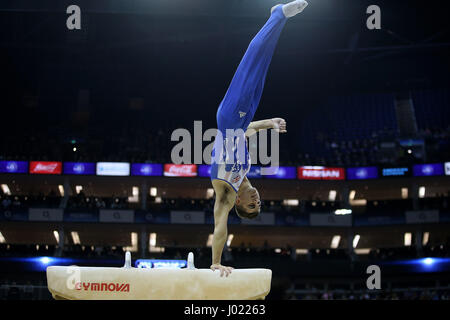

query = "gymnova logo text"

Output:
[[74, 282, 130, 292]]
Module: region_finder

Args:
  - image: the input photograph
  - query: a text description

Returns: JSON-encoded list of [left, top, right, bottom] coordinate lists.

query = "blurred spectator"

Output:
[[1, 197, 11, 209], [7, 282, 20, 300]]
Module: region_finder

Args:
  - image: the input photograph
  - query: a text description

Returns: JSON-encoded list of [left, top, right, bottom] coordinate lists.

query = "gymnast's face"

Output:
[[235, 186, 261, 218]]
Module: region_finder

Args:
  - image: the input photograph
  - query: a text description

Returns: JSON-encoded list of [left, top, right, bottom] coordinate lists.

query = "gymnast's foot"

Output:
[[271, 0, 309, 18]]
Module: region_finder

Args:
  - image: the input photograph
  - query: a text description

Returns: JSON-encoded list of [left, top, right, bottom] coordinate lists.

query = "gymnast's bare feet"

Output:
[[210, 263, 234, 277]]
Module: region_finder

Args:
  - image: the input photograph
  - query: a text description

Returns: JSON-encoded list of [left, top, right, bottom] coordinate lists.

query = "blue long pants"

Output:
[[216, 5, 287, 133]]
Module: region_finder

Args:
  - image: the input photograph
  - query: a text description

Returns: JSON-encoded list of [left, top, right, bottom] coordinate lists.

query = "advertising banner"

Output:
[[298, 166, 345, 180], [247, 166, 261, 179], [164, 164, 197, 177], [347, 167, 378, 180], [99, 209, 135, 223], [381, 167, 411, 177], [413, 163, 444, 177], [0, 161, 28, 174], [405, 210, 439, 224], [134, 211, 170, 224], [131, 164, 163, 176], [170, 211, 205, 224], [309, 213, 352, 226], [63, 162, 96, 175], [29, 162, 62, 175], [264, 166, 297, 179], [197, 165, 211, 178], [240, 212, 275, 226], [96, 162, 130, 176], [28, 208, 64, 221], [64, 211, 98, 223]]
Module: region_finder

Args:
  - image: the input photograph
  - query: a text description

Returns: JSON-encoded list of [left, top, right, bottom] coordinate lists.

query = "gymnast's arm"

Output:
[[245, 117, 287, 137], [210, 179, 236, 277]]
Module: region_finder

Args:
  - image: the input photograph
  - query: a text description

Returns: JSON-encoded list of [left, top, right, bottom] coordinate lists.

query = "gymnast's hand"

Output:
[[210, 264, 234, 277], [271, 118, 287, 133]]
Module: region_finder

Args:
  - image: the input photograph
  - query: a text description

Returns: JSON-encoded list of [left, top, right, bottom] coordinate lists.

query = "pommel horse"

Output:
[[46, 252, 272, 300]]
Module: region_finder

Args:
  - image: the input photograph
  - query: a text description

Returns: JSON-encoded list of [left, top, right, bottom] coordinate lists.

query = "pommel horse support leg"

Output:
[[46, 252, 272, 300]]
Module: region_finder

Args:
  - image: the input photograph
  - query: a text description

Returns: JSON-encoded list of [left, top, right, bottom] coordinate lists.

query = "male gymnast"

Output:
[[210, 1, 309, 277]]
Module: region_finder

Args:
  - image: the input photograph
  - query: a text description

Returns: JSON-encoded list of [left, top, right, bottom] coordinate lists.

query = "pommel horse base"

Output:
[[46, 252, 272, 300]]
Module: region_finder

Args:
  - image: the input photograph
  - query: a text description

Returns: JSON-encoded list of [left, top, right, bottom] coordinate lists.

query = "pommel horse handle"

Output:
[[123, 251, 132, 269], [187, 252, 195, 269]]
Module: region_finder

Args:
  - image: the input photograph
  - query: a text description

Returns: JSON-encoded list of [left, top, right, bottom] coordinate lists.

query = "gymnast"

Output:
[[210, 0, 309, 277]]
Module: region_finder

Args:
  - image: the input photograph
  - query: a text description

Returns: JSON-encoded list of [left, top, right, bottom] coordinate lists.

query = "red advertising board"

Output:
[[29, 161, 62, 175], [163, 164, 197, 177], [298, 166, 345, 180]]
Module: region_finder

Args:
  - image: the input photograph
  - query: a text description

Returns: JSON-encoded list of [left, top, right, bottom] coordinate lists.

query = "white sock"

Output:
[[272, 0, 308, 18]]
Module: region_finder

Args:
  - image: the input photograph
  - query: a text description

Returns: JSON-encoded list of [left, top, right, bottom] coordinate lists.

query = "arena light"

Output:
[[283, 199, 299, 206], [328, 190, 337, 202], [124, 232, 138, 252], [155, 196, 162, 203], [401, 187, 408, 199], [385, 257, 450, 273], [355, 248, 371, 255], [58, 185, 65, 197], [419, 186, 426, 198], [335, 209, 352, 215], [353, 234, 360, 248], [0, 232, 5, 243], [331, 235, 341, 249], [295, 249, 308, 254], [130, 232, 138, 252], [71, 231, 81, 245], [128, 186, 139, 203], [274, 248, 281, 253], [422, 232, 430, 246], [149, 233, 157, 247], [1, 184, 11, 195], [349, 190, 356, 201], [149, 233, 165, 253], [404, 232, 412, 246], [206, 234, 213, 247], [349, 199, 367, 206], [75, 185, 83, 194], [150, 187, 157, 197], [227, 234, 234, 247], [206, 188, 214, 199], [53, 231, 60, 244]]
